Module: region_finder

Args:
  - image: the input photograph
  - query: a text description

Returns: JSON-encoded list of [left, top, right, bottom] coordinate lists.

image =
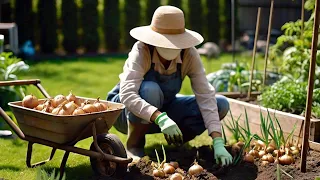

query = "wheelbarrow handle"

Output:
[[0, 79, 51, 98], [0, 107, 25, 140]]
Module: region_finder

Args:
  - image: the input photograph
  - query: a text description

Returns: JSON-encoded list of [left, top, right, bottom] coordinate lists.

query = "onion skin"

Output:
[[35, 104, 45, 111], [170, 173, 183, 180], [53, 95, 67, 107], [66, 91, 76, 102], [153, 169, 165, 177], [22, 95, 39, 108], [278, 154, 294, 165], [261, 160, 269, 166], [188, 163, 203, 176], [163, 164, 175, 174], [249, 149, 259, 158], [83, 104, 99, 113], [258, 150, 266, 158], [243, 154, 254, 163], [94, 98, 108, 111], [65, 101, 78, 114], [169, 161, 179, 169], [72, 107, 86, 115], [266, 146, 275, 154], [261, 154, 274, 163]]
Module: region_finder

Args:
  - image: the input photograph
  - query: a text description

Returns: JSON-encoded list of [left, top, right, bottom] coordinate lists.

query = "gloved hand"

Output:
[[155, 112, 183, 145], [213, 137, 233, 166]]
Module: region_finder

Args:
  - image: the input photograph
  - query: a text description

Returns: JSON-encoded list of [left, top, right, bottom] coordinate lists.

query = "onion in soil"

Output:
[[22, 95, 39, 108], [243, 154, 254, 163], [168, 161, 179, 169], [188, 162, 203, 176], [153, 169, 165, 178], [261, 154, 274, 163], [249, 149, 259, 158], [170, 173, 183, 180], [163, 164, 175, 174], [266, 146, 275, 154], [278, 154, 294, 165], [258, 150, 266, 158]]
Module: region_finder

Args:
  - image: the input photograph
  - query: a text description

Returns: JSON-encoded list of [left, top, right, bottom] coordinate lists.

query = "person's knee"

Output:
[[139, 81, 164, 108], [216, 95, 230, 120]]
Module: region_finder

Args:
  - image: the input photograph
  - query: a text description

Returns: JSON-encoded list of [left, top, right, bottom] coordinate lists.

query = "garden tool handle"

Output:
[[0, 106, 25, 140], [0, 79, 51, 98]]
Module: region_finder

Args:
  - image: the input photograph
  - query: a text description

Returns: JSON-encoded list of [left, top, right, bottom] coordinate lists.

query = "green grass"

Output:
[[0, 53, 268, 179]]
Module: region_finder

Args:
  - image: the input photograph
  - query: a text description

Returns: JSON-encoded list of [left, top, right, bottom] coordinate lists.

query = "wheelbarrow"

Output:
[[0, 79, 132, 179]]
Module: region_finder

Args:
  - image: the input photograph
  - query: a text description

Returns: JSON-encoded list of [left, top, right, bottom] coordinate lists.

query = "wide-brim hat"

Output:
[[130, 6, 204, 49]]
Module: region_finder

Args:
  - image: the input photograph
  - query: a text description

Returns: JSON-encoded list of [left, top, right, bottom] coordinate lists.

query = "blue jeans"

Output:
[[111, 81, 229, 141]]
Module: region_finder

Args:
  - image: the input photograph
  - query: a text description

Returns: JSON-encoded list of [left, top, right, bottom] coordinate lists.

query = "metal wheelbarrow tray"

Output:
[[0, 79, 132, 179]]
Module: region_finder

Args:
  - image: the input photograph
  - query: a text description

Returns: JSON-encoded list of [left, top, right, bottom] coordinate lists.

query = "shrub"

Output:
[[0, 52, 29, 110], [38, 0, 57, 53], [167, 0, 182, 9], [81, 0, 99, 52], [104, 0, 120, 51], [124, 0, 141, 48], [15, 0, 34, 45], [207, 0, 220, 43], [146, 0, 161, 24], [188, 0, 203, 37], [62, 0, 78, 53]]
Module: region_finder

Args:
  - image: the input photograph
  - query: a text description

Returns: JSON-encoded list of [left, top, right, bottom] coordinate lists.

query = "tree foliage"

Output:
[[15, 0, 33, 45], [124, 0, 141, 48], [188, 0, 203, 39], [104, 0, 120, 51], [38, 0, 57, 53], [81, 0, 99, 52], [207, 0, 220, 43], [62, 0, 78, 53]]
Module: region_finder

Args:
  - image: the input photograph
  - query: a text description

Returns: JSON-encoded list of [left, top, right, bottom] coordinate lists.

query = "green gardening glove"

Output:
[[155, 112, 183, 145], [213, 137, 233, 166]]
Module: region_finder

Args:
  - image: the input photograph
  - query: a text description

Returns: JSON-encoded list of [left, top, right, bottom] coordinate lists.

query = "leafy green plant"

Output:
[[36, 168, 66, 180], [253, 111, 271, 148], [0, 52, 29, 109]]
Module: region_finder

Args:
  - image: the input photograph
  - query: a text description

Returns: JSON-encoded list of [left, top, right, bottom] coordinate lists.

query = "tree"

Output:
[[207, 0, 220, 43], [62, 0, 78, 53], [146, 0, 161, 24], [167, 0, 182, 9], [124, 0, 141, 48], [81, 0, 99, 52], [38, 0, 57, 53], [188, 0, 203, 39], [15, 0, 33, 45], [104, 0, 120, 51]]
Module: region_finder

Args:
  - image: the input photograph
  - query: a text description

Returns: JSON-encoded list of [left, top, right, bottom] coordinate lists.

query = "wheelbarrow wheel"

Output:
[[90, 133, 127, 178]]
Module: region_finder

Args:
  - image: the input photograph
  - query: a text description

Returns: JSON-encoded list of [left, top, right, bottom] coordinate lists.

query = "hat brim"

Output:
[[130, 26, 204, 49]]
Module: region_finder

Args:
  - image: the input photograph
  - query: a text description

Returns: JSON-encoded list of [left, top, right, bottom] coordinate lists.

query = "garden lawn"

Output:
[[0, 53, 265, 179]]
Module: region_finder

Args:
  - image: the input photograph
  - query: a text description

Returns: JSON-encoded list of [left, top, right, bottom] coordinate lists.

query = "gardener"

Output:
[[107, 6, 232, 166]]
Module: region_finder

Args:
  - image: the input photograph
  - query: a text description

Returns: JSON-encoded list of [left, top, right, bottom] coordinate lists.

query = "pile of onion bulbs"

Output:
[[242, 140, 300, 166], [21, 92, 108, 115]]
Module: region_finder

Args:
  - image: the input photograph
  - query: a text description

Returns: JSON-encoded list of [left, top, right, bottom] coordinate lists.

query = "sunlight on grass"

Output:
[[0, 53, 263, 179]]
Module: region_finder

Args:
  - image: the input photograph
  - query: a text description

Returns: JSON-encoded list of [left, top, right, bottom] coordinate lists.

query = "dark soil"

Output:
[[114, 146, 320, 180]]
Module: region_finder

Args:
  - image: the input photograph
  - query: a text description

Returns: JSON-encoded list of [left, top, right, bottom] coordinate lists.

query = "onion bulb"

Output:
[[93, 98, 108, 111], [35, 104, 45, 111], [261, 154, 274, 163], [153, 169, 165, 177], [65, 101, 78, 113], [83, 103, 98, 113], [66, 91, 76, 102], [22, 95, 39, 108], [291, 149, 300, 155], [170, 173, 183, 180], [72, 107, 86, 115], [249, 149, 259, 158], [168, 161, 179, 169], [243, 154, 254, 163], [163, 164, 175, 174], [266, 146, 275, 154], [261, 160, 269, 166], [188, 162, 203, 175], [52, 95, 67, 107], [278, 154, 294, 165], [258, 150, 266, 158]]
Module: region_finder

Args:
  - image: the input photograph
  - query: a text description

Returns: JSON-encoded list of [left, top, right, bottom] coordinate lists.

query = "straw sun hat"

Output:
[[130, 6, 204, 49]]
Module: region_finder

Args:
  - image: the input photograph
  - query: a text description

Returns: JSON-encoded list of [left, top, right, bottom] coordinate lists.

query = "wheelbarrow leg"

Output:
[[26, 142, 57, 168], [59, 151, 70, 180]]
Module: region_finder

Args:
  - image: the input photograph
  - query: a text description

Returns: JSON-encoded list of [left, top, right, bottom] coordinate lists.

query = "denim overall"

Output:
[[107, 48, 229, 142]]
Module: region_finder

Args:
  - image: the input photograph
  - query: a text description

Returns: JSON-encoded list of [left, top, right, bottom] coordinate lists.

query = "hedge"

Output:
[[104, 0, 120, 51], [207, 0, 220, 43], [188, 0, 203, 40], [81, 0, 99, 52], [124, 0, 141, 48], [15, 0, 34, 46], [146, 0, 161, 24], [38, 0, 57, 53], [62, 0, 78, 53], [167, 0, 182, 9]]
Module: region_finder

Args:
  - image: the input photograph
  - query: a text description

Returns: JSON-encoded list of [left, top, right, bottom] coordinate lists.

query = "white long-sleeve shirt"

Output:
[[119, 41, 221, 134]]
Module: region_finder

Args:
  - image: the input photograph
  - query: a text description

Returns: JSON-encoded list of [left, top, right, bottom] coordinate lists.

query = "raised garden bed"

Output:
[[226, 98, 320, 143]]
